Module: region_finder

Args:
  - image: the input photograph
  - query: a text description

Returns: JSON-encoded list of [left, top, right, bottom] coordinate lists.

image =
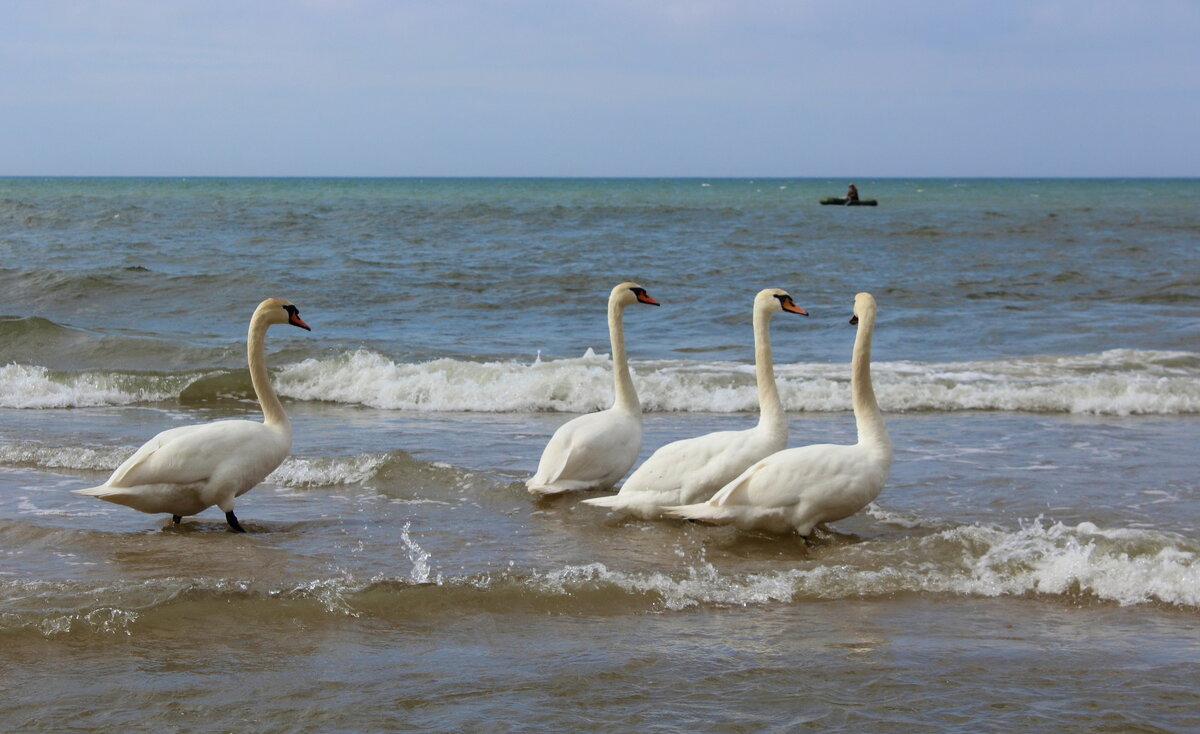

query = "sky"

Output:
[[1, 0, 1197, 177]]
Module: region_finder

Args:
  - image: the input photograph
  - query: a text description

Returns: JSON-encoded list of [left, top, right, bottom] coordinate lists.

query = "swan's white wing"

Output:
[[530, 415, 583, 488], [668, 443, 887, 534], [104, 424, 212, 487], [711, 444, 853, 509], [619, 427, 776, 505], [529, 409, 640, 491], [106, 420, 284, 489], [548, 410, 636, 483], [622, 430, 740, 492]]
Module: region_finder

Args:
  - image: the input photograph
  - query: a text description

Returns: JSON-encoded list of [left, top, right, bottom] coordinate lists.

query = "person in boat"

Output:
[[845, 183, 859, 204]]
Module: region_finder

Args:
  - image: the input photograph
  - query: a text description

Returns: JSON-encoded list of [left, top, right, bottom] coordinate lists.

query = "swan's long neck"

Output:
[[608, 298, 639, 413], [752, 305, 785, 433], [248, 313, 289, 430], [851, 314, 889, 449]]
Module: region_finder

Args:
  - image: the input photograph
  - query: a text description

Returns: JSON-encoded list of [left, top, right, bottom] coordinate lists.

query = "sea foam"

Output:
[[6, 518, 1195, 640], [4, 347, 1199, 414], [0, 441, 132, 471], [529, 519, 1200, 609], [273, 348, 1200, 415], [0, 363, 189, 409], [265, 453, 391, 488]]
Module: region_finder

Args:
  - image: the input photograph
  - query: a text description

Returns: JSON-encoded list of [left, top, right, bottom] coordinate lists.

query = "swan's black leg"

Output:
[[172, 515, 182, 525], [225, 511, 246, 533]]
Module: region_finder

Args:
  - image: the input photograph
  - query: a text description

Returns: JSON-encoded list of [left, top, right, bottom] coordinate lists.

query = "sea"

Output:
[[1, 177, 1198, 732]]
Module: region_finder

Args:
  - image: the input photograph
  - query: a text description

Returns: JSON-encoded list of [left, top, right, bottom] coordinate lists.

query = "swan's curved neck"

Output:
[[248, 314, 289, 430], [608, 298, 639, 412], [753, 305, 785, 432], [851, 314, 888, 449]]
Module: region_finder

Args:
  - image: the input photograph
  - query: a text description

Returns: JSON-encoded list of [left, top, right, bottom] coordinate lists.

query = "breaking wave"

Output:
[[3, 518, 1196, 639], [273, 348, 1200, 415], [0, 363, 193, 408], [3, 347, 1198, 414]]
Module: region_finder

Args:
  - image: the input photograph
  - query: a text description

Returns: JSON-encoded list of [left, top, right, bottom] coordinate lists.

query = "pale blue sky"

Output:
[[2, 0, 1197, 176]]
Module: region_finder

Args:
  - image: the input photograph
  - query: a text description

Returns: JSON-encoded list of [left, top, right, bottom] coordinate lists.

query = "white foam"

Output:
[[928, 519, 1200, 606], [274, 349, 624, 412], [287, 576, 361, 617], [0, 363, 184, 409], [529, 519, 1200, 609], [5, 347, 1199, 414], [29, 607, 140, 636], [8, 519, 1194, 638], [273, 348, 1200, 415], [265, 454, 389, 488], [0, 441, 131, 471], [864, 503, 944, 529], [532, 561, 798, 611]]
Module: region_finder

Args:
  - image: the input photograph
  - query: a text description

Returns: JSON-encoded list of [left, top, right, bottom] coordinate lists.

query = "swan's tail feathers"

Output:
[[582, 495, 670, 520], [580, 495, 623, 508], [72, 485, 143, 511], [663, 502, 730, 524], [526, 478, 600, 496], [526, 481, 568, 497], [73, 485, 117, 498]]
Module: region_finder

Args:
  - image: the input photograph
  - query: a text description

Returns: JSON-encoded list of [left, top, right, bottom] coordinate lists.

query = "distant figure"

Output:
[[845, 183, 859, 204]]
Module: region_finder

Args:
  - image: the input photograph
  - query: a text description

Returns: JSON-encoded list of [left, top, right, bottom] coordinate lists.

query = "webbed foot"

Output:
[[172, 515, 182, 525]]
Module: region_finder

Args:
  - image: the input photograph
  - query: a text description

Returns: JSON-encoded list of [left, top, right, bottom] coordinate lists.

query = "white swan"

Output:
[[583, 288, 807, 518], [526, 282, 659, 496], [666, 292, 891, 536], [73, 298, 312, 532]]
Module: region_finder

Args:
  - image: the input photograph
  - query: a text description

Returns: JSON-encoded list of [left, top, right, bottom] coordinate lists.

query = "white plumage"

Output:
[[526, 282, 659, 496], [666, 292, 891, 536], [73, 297, 311, 531], [583, 288, 807, 518]]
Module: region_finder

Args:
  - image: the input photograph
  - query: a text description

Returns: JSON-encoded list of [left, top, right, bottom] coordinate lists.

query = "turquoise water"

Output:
[[1, 178, 1198, 731], [3, 177, 1197, 364]]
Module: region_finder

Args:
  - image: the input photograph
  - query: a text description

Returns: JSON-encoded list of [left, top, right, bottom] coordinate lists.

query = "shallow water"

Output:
[[2, 177, 1198, 731]]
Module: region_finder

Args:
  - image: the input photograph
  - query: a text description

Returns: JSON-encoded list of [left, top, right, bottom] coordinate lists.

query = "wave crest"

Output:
[[0, 363, 189, 409], [4, 347, 1199, 414], [4, 519, 1196, 639], [274, 348, 1200, 415]]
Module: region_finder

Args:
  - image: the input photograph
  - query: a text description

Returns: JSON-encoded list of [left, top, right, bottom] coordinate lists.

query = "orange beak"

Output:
[[636, 291, 660, 306], [782, 298, 808, 316], [289, 313, 312, 331]]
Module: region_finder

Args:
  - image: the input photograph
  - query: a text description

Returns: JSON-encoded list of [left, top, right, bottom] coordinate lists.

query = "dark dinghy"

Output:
[[821, 197, 878, 206]]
